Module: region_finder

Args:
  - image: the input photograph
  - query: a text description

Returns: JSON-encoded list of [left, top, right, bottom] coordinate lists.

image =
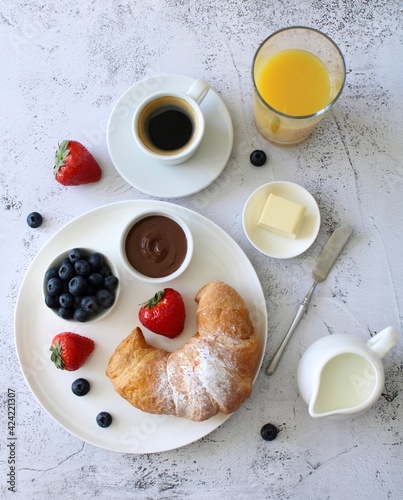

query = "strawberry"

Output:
[[54, 140, 102, 186], [138, 288, 186, 339], [50, 332, 95, 371]]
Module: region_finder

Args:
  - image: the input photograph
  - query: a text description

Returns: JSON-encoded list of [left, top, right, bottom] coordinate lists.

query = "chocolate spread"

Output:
[[125, 215, 188, 278]]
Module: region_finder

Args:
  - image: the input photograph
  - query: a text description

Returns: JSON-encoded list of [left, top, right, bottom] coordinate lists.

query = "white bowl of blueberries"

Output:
[[43, 248, 119, 323]]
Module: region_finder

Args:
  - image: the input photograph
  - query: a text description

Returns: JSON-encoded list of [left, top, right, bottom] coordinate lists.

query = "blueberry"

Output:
[[250, 150, 267, 167], [97, 289, 114, 308], [27, 212, 43, 228], [45, 267, 59, 281], [74, 307, 93, 322], [58, 262, 75, 281], [104, 275, 118, 292], [88, 252, 104, 271], [45, 293, 59, 309], [59, 292, 74, 308], [260, 423, 278, 441], [96, 411, 112, 428], [58, 306, 74, 319], [60, 257, 71, 267], [75, 259, 91, 276], [88, 272, 103, 287], [81, 295, 99, 313], [71, 378, 90, 397], [99, 264, 112, 278], [68, 248, 85, 264], [68, 275, 88, 296], [47, 277, 64, 296]]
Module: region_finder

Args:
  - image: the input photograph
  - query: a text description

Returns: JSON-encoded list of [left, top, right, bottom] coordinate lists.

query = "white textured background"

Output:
[[1, 0, 402, 498]]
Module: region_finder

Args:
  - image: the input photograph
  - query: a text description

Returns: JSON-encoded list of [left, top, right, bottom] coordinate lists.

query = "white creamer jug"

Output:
[[297, 327, 401, 418]]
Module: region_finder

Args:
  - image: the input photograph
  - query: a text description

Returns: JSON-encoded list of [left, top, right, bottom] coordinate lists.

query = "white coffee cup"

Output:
[[132, 79, 210, 165]]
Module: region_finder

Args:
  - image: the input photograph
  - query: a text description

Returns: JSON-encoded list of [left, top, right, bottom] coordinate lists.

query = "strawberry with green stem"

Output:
[[50, 332, 95, 371], [54, 140, 102, 186], [139, 288, 186, 339]]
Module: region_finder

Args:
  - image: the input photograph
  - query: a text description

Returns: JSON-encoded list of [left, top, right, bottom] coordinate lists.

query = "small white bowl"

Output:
[[243, 181, 321, 259], [120, 210, 193, 283], [43, 248, 120, 323]]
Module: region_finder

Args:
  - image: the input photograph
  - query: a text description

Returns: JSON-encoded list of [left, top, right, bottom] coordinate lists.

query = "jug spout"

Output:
[[308, 406, 347, 419], [367, 327, 401, 359], [307, 352, 379, 419], [308, 401, 347, 419]]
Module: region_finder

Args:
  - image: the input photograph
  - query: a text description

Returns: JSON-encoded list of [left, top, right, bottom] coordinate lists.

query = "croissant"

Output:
[[106, 281, 260, 421]]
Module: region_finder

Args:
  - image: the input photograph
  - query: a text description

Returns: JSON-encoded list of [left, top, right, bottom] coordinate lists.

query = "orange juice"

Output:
[[256, 49, 331, 116]]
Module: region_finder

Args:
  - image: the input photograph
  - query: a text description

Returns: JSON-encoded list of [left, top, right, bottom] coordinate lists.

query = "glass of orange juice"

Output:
[[252, 27, 346, 145]]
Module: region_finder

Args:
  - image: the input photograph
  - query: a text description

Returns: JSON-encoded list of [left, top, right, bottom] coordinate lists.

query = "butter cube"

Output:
[[258, 193, 306, 239]]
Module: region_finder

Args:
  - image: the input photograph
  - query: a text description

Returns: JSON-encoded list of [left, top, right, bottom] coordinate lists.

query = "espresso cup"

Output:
[[132, 79, 210, 165]]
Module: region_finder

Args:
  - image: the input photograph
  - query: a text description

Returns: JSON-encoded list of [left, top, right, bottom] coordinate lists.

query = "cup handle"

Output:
[[367, 326, 401, 358], [186, 79, 210, 104]]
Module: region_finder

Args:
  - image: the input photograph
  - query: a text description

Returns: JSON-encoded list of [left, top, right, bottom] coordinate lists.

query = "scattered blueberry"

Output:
[[27, 212, 43, 228], [44, 249, 118, 322], [96, 411, 112, 428], [260, 423, 279, 441], [250, 150, 267, 167], [71, 378, 90, 397]]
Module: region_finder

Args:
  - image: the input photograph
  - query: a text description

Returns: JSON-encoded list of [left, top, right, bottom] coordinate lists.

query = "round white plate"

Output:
[[243, 181, 321, 259], [15, 200, 267, 454], [107, 74, 234, 198]]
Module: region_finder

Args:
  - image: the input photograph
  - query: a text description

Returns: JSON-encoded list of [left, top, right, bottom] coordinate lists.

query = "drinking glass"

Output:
[[252, 26, 346, 146]]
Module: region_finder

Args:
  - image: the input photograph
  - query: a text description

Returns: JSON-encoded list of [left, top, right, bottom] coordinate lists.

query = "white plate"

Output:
[[243, 181, 321, 259], [107, 74, 234, 198], [15, 200, 267, 454]]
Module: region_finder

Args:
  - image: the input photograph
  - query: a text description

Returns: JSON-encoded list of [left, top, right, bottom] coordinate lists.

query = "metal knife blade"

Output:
[[266, 224, 353, 375], [312, 224, 353, 282]]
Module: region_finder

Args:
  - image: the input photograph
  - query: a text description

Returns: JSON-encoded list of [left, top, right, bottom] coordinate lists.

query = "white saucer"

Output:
[[243, 181, 321, 259], [107, 74, 234, 198]]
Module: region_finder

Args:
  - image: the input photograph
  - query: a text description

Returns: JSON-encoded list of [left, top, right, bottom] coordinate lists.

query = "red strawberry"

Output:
[[50, 332, 95, 371], [54, 140, 102, 186], [138, 288, 186, 339]]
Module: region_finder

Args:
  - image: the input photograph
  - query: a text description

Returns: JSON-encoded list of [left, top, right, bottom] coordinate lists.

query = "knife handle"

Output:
[[266, 281, 318, 375]]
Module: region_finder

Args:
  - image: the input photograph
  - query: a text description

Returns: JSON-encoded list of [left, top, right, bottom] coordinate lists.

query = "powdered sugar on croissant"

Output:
[[106, 281, 260, 421]]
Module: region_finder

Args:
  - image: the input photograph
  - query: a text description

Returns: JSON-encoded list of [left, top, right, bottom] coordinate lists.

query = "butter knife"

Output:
[[266, 224, 353, 375]]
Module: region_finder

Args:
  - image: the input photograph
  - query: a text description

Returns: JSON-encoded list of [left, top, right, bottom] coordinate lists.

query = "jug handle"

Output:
[[367, 326, 401, 358]]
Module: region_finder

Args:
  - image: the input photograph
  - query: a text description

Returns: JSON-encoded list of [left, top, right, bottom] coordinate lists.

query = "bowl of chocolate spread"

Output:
[[120, 210, 193, 282]]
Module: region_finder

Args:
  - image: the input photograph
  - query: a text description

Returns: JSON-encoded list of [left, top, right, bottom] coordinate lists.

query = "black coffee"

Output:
[[147, 107, 193, 151]]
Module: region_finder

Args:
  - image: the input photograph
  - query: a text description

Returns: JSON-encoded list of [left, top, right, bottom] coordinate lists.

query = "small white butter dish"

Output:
[[243, 181, 320, 258]]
